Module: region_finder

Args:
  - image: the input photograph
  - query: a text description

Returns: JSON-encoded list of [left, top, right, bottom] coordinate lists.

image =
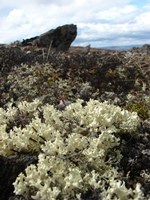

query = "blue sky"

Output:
[[0, 0, 150, 47]]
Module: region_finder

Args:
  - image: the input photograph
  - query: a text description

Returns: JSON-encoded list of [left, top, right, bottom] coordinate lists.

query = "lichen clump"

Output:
[[0, 99, 143, 199]]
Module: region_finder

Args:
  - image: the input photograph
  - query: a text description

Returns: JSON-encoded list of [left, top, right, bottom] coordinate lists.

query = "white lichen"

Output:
[[0, 99, 143, 199]]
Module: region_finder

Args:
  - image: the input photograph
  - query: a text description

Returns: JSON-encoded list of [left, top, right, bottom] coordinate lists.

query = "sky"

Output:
[[0, 0, 150, 47]]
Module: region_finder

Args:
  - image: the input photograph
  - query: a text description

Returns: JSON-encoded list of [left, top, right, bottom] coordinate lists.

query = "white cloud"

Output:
[[0, 0, 150, 47]]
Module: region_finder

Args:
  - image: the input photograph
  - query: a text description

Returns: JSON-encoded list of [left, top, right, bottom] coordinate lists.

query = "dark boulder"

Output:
[[0, 154, 38, 200], [21, 24, 77, 51], [22, 36, 38, 46]]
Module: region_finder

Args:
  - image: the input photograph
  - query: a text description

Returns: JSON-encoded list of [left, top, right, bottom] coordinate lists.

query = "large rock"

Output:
[[0, 154, 38, 200], [22, 24, 77, 51]]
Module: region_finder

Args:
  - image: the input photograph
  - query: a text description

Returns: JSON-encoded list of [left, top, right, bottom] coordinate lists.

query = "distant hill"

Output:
[[101, 44, 143, 51], [71, 44, 145, 52]]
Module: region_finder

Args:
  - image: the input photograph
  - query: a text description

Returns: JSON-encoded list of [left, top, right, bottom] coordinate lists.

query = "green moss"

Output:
[[124, 100, 149, 120]]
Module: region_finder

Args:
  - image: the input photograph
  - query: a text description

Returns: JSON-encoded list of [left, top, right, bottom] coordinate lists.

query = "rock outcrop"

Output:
[[22, 24, 77, 51]]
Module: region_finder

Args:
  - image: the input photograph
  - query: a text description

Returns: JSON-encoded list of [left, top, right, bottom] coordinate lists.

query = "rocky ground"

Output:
[[0, 43, 150, 200]]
